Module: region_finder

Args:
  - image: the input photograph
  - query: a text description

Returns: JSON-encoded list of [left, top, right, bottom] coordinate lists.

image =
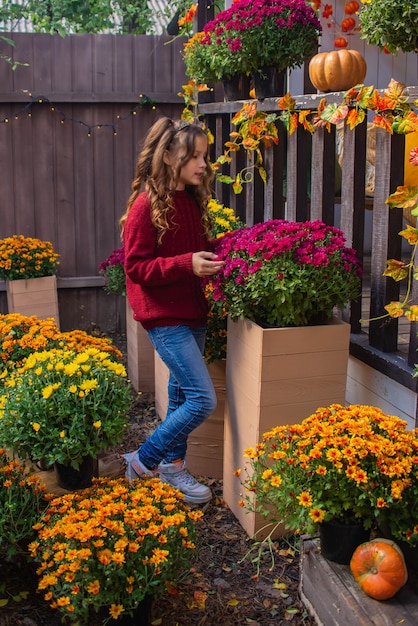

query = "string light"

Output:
[[0, 93, 156, 135]]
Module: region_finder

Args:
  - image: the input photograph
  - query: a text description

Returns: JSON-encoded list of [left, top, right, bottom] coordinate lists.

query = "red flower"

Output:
[[409, 147, 418, 167]]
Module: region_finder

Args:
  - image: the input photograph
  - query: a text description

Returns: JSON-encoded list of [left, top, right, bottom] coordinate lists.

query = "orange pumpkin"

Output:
[[334, 37, 348, 48], [341, 17, 356, 32], [344, 1, 360, 14], [350, 538, 408, 601], [308, 49, 367, 93]]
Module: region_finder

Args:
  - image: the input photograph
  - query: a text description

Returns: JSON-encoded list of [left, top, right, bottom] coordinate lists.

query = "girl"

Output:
[[120, 117, 224, 504]]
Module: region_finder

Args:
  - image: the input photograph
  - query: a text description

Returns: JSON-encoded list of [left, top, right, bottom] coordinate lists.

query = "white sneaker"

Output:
[[158, 460, 212, 504], [123, 452, 156, 482]]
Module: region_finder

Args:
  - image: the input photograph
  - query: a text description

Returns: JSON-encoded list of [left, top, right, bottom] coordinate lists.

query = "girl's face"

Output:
[[175, 134, 208, 190]]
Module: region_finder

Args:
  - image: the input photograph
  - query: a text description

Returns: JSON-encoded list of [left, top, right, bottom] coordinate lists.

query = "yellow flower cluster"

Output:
[[208, 198, 244, 238], [0, 235, 60, 280], [30, 477, 202, 623], [0, 347, 131, 469], [204, 199, 244, 363], [240, 404, 418, 544]]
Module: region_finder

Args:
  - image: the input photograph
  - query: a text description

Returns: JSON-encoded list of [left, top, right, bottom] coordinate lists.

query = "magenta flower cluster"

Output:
[[202, 0, 321, 54], [99, 246, 125, 271], [99, 246, 126, 296], [209, 220, 362, 327]]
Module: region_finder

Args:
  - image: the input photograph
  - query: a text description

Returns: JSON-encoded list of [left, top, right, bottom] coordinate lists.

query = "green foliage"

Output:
[[0, 0, 186, 35], [183, 31, 219, 85], [0, 584, 30, 610], [0, 449, 48, 558], [102, 262, 126, 296], [0, 2, 29, 26], [26, 0, 155, 35], [99, 246, 126, 296], [359, 0, 418, 53], [0, 34, 29, 70], [0, 348, 131, 469], [28, 0, 116, 35]]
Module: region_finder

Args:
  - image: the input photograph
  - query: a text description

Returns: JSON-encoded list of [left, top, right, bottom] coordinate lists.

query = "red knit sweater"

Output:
[[123, 190, 212, 330]]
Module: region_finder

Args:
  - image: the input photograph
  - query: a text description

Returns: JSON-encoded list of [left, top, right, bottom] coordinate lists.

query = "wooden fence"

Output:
[[0, 32, 187, 332]]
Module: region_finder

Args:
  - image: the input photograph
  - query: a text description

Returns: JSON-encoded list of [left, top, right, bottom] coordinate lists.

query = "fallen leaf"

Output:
[[285, 607, 299, 615], [272, 580, 287, 590], [193, 590, 207, 609], [227, 598, 239, 607]]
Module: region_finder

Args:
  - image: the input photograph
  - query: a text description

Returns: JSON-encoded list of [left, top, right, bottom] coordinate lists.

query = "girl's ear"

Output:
[[163, 150, 172, 165]]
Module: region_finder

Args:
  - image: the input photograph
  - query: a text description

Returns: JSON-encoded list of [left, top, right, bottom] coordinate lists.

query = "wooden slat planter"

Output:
[[154, 353, 226, 478], [300, 536, 418, 626], [126, 301, 155, 393], [6, 275, 60, 328], [223, 316, 350, 540]]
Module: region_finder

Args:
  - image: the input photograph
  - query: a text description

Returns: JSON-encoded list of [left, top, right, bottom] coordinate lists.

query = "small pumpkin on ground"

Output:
[[350, 538, 408, 600], [308, 49, 367, 92]]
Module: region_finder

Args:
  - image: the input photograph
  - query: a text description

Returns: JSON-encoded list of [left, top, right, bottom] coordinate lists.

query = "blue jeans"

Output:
[[138, 325, 217, 469]]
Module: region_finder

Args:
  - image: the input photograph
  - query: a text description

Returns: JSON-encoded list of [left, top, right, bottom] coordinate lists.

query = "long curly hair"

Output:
[[120, 117, 214, 244]]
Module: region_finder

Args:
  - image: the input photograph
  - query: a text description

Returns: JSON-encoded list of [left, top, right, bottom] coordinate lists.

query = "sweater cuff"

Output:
[[177, 252, 194, 274]]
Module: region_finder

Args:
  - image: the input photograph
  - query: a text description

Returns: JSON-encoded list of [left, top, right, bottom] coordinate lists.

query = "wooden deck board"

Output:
[[300, 536, 418, 626]]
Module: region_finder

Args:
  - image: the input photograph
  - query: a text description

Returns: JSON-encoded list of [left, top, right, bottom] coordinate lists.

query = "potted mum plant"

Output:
[[210, 219, 362, 327], [0, 347, 131, 489], [99, 246, 126, 296], [0, 235, 61, 324], [30, 476, 203, 624], [211, 219, 362, 538], [238, 404, 418, 564], [183, 0, 321, 98]]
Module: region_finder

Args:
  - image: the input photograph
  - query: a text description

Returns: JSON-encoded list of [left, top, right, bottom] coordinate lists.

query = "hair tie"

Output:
[[176, 120, 192, 132]]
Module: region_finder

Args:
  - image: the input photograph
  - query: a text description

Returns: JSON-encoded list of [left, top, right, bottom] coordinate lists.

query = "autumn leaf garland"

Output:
[[212, 79, 418, 193]]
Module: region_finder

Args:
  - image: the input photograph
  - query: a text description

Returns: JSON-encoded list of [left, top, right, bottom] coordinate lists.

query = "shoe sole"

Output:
[[158, 475, 212, 504], [182, 492, 212, 504]]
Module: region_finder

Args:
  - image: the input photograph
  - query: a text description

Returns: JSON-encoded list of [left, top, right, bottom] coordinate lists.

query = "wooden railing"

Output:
[[199, 88, 418, 392]]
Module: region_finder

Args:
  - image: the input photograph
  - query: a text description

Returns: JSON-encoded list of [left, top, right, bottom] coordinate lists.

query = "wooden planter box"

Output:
[[154, 353, 226, 478], [223, 316, 350, 540], [6, 275, 60, 328], [126, 300, 155, 393]]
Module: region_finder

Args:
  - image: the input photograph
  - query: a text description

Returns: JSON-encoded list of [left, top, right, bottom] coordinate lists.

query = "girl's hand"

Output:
[[192, 251, 224, 277]]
